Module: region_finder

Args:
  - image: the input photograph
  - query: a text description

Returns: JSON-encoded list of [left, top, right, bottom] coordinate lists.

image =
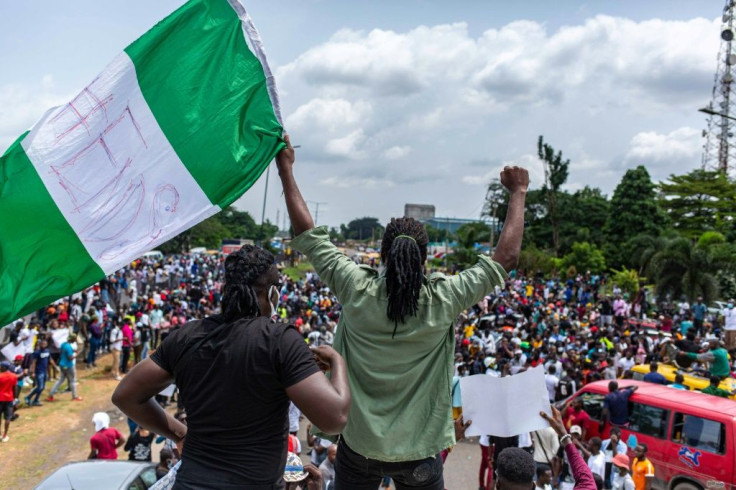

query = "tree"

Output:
[[659, 170, 736, 239], [560, 242, 606, 274], [425, 224, 449, 243], [609, 268, 640, 298], [558, 187, 610, 253], [449, 222, 491, 270], [604, 166, 666, 268], [345, 217, 384, 240], [538, 135, 570, 255], [518, 245, 557, 276], [649, 237, 720, 303], [482, 179, 507, 248]]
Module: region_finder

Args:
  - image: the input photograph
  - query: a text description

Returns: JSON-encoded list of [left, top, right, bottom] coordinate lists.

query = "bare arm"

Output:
[[286, 346, 350, 435], [277, 135, 314, 236], [492, 167, 529, 272], [111, 359, 187, 444], [116, 434, 127, 448], [88, 449, 97, 460]]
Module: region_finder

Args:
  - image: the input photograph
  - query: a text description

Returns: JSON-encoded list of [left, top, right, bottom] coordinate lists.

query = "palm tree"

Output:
[[649, 237, 720, 303]]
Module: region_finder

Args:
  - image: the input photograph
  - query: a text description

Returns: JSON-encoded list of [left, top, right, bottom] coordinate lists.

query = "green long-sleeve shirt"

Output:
[[686, 347, 730, 378], [292, 227, 508, 462]]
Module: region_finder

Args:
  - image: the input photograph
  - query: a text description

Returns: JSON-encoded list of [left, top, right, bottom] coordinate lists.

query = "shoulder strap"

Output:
[[451, 378, 460, 398]]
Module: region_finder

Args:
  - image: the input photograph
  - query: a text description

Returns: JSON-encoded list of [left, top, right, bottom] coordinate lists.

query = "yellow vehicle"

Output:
[[631, 363, 736, 399]]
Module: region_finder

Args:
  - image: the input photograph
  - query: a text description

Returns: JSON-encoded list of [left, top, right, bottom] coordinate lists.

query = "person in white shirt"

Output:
[[545, 366, 560, 403], [723, 300, 736, 349], [586, 437, 606, 479], [612, 454, 635, 490], [616, 352, 635, 376], [109, 324, 123, 381]]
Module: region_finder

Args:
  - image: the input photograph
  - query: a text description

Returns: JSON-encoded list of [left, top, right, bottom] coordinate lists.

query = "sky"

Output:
[[0, 0, 727, 228]]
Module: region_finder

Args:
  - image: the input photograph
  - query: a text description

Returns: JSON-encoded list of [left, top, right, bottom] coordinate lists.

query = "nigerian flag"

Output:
[[0, 0, 284, 325]]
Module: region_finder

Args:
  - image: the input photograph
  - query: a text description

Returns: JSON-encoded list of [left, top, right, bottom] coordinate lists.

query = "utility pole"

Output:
[[308, 201, 327, 226]]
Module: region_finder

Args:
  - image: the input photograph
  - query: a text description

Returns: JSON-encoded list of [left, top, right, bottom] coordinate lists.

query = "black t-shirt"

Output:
[[150, 315, 320, 487], [125, 431, 154, 461]]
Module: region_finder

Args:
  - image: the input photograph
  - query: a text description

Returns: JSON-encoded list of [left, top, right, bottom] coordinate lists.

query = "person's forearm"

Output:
[[279, 167, 314, 236], [492, 190, 526, 271], [326, 355, 351, 425], [113, 396, 186, 443], [566, 443, 596, 490]]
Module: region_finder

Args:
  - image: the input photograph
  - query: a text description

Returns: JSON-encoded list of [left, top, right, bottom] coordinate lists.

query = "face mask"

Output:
[[269, 285, 279, 319]]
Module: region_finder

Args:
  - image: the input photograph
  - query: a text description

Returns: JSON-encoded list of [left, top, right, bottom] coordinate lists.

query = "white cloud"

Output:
[[286, 98, 372, 132], [626, 126, 701, 162], [0, 77, 72, 152], [324, 129, 367, 159], [383, 145, 412, 160], [322, 175, 395, 188]]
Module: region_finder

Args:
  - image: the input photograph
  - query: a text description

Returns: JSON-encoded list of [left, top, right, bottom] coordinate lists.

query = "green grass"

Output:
[[282, 262, 314, 281]]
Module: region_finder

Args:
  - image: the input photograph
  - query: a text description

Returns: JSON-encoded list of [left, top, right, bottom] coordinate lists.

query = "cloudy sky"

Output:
[[0, 1, 725, 228]]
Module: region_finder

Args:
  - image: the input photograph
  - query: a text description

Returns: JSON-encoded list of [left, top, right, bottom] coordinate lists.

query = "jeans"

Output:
[[121, 347, 131, 373], [141, 341, 150, 361], [29, 372, 47, 403], [87, 337, 100, 366], [49, 366, 77, 398], [334, 439, 444, 490]]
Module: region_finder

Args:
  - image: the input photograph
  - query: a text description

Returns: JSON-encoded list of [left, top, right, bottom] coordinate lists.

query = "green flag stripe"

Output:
[[0, 134, 104, 325], [124, 0, 285, 208]]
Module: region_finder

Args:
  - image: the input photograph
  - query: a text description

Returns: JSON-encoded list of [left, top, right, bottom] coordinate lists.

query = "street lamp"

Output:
[[699, 106, 736, 122]]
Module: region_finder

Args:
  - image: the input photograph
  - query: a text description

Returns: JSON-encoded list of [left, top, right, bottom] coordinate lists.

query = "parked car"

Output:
[[561, 380, 736, 490], [35, 461, 157, 490]]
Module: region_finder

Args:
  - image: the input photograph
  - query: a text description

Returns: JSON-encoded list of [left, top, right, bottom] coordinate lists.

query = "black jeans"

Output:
[[334, 439, 444, 490], [121, 347, 131, 374]]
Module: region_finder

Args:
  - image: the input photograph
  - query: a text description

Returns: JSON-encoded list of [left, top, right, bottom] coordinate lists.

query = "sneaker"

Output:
[[46, 396, 55, 402], [10, 414, 19, 422], [72, 397, 83, 402], [31, 401, 43, 407], [1, 436, 9, 443], [24, 396, 31, 406], [115, 376, 122, 381]]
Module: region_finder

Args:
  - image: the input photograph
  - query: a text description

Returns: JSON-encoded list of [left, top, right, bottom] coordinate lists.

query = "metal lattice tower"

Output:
[[702, 0, 736, 173]]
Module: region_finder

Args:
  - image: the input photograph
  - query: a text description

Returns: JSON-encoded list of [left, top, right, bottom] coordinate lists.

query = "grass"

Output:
[[282, 262, 314, 281]]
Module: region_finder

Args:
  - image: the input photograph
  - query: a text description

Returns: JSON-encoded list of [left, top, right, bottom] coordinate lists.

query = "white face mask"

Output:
[[269, 285, 279, 319]]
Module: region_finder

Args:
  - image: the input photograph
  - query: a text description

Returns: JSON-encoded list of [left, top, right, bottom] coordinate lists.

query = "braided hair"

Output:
[[381, 218, 428, 337], [221, 245, 274, 321]]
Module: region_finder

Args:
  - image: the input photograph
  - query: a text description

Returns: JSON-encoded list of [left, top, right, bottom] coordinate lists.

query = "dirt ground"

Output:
[[0, 352, 165, 490]]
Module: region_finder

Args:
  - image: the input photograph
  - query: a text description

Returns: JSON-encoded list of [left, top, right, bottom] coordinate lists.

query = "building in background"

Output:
[[404, 203, 435, 221]]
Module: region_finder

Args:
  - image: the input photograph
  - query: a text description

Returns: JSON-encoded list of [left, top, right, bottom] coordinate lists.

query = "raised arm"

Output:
[[492, 166, 529, 272], [277, 135, 314, 236]]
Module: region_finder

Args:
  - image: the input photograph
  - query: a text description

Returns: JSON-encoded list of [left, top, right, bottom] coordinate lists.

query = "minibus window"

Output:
[[628, 402, 669, 438], [671, 413, 726, 454], [580, 392, 606, 421]]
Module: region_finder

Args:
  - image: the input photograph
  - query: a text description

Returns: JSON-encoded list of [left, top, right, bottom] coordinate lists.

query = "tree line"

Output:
[[488, 136, 736, 303]]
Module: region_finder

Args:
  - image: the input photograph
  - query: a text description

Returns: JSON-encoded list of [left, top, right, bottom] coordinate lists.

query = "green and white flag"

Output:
[[0, 0, 284, 325]]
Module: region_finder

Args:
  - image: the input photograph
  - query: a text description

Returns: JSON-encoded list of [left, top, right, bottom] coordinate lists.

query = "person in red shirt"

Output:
[[88, 412, 126, 459], [564, 398, 591, 440], [0, 362, 18, 442]]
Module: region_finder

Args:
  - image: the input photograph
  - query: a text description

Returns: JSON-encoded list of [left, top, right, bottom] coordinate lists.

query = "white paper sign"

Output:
[[1, 342, 26, 362], [51, 328, 70, 349], [460, 365, 552, 438]]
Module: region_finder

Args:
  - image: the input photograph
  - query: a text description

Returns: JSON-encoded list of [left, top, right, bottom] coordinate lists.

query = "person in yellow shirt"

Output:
[[464, 323, 475, 339], [631, 444, 655, 490]]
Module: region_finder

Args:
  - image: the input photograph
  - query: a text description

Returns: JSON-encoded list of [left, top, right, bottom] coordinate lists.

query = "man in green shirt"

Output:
[[701, 375, 736, 398], [276, 135, 528, 489], [685, 339, 731, 379]]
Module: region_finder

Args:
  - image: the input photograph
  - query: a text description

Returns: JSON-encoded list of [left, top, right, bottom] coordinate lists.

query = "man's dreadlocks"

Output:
[[380, 217, 428, 338], [221, 245, 274, 321]]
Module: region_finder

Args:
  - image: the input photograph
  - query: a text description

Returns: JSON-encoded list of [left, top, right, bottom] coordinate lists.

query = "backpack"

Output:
[[556, 378, 574, 401]]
